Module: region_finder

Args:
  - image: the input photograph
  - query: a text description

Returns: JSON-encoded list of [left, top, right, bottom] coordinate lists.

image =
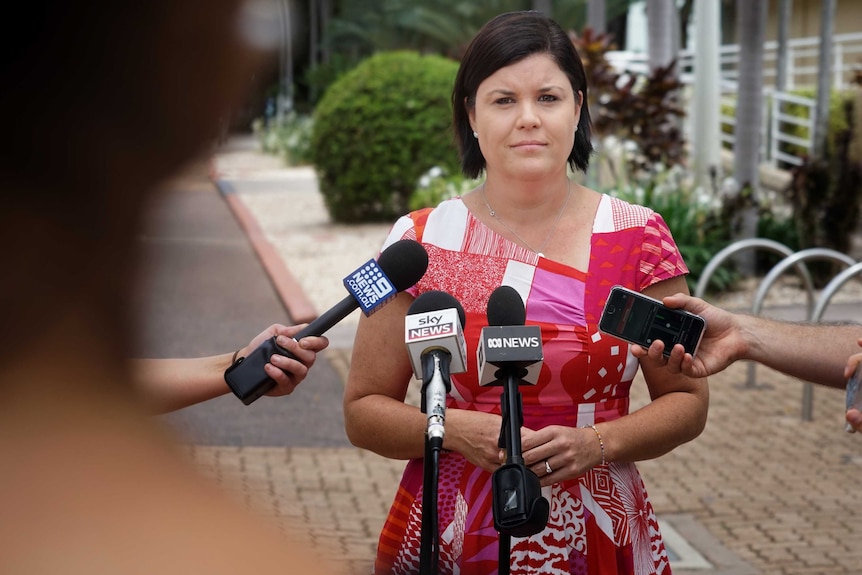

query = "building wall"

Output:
[[764, 0, 862, 41]]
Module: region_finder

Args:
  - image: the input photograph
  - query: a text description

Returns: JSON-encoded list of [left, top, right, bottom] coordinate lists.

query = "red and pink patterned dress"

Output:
[[374, 194, 689, 575]]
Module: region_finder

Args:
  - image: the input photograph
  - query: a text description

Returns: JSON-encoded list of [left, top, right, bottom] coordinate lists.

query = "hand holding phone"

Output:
[[599, 286, 706, 357]]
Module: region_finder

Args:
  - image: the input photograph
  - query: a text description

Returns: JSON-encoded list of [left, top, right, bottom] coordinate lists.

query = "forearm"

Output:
[[598, 387, 708, 464], [131, 355, 232, 414], [739, 315, 862, 388], [343, 395, 429, 459]]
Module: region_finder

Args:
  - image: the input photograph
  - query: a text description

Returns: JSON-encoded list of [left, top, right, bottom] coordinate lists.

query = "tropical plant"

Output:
[[783, 95, 862, 276], [572, 28, 686, 180]]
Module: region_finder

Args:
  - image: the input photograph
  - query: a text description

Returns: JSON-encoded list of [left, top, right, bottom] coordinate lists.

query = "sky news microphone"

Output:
[[477, 285, 543, 387], [404, 290, 467, 450], [226, 239, 429, 405]]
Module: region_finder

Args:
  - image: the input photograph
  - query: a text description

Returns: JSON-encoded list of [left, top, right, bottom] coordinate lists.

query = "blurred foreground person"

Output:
[[631, 293, 862, 432], [0, 2, 336, 573]]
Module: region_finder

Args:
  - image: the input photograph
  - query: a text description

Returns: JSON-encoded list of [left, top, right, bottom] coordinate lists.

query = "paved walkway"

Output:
[[139, 136, 862, 575]]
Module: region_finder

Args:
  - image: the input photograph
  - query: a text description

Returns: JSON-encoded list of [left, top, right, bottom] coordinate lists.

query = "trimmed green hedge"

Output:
[[310, 51, 460, 223]]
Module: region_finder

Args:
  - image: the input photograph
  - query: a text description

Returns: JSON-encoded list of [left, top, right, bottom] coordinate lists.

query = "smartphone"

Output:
[[599, 285, 706, 357], [845, 362, 862, 433]]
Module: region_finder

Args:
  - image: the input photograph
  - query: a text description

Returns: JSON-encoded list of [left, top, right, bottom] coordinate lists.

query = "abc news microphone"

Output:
[[225, 239, 429, 405], [480, 285, 549, 540], [404, 290, 467, 451], [477, 285, 543, 387]]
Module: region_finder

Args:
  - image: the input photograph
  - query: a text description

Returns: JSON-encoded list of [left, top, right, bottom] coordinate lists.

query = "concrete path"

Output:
[[132, 136, 862, 575]]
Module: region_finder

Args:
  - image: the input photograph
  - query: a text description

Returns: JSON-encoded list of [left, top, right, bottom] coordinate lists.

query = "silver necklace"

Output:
[[481, 180, 572, 258]]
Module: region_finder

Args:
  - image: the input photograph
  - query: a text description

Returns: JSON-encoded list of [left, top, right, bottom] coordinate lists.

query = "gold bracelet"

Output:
[[585, 424, 606, 466]]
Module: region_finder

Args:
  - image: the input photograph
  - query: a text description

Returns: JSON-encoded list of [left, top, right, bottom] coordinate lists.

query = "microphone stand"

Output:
[[492, 367, 549, 575]]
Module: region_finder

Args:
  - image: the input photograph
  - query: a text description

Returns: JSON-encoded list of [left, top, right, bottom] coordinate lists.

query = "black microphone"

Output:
[[404, 290, 467, 450], [225, 239, 429, 405], [477, 285, 543, 387], [483, 285, 549, 539]]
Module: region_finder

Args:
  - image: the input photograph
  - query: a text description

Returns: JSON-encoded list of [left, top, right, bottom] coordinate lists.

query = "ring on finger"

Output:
[[544, 460, 553, 475]]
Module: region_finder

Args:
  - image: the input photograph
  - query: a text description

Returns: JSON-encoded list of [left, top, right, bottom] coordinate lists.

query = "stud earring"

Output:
[[472, 131, 478, 138]]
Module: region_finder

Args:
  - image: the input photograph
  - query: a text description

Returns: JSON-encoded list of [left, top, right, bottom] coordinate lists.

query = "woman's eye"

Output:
[[495, 97, 514, 105], [539, 94, 558, 102]]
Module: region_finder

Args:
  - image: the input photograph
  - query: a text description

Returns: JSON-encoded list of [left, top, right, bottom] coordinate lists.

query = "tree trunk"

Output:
[[691, 0, 721, 192], [775, 0, 792, 92], [588, 0, 605, 34], [646, 0, 678, 73], [813, 0, 836, 159], [732, 0, 767, 273], [532, 0, 552, 17]]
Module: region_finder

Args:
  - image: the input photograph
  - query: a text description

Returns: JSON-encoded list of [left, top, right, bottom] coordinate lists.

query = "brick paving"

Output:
[[146, 137, 862, 575]]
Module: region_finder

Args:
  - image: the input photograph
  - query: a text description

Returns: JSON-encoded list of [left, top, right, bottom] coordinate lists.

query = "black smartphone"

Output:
[[599, 286, 706, 357], [845, 361, 862, 433]]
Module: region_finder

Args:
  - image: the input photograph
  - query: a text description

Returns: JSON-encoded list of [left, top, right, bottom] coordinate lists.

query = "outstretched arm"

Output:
[[631, 293, 862, 389], [132, 324, 329, 414]]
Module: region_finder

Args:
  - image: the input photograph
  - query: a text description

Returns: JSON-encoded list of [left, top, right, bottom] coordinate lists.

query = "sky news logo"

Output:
[[343, 260, 396, 314], [407, 322, 455, 341]]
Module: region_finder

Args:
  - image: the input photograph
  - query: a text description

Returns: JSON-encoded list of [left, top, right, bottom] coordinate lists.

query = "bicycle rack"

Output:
[[694, 238, 812, 299]]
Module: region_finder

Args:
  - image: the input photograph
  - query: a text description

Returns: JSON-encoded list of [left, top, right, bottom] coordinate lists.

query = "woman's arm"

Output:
[[343, 292, 505, 471], [602, 276, 709, 461], [520, 276, 709, 485], [132, 324, 328, 414]]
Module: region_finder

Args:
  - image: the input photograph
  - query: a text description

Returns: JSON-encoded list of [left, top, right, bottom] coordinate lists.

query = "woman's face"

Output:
[[469, 53, 581, 182]]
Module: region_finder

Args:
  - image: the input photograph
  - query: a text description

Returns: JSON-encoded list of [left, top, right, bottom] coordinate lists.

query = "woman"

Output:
[[344, 11, 708, 575]]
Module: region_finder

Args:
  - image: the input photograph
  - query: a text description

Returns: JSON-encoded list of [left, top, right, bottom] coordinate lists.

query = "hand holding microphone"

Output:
[[226, 239, 429, 405], [404, 290, 467, 451]]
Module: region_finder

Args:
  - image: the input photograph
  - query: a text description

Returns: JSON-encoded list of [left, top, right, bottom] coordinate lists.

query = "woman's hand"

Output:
[[518, 425, 603, 487], [446, 409, 506, 474]]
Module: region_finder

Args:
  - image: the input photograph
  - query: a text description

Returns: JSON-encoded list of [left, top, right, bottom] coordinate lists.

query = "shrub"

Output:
[[310, 51, 460, 223]]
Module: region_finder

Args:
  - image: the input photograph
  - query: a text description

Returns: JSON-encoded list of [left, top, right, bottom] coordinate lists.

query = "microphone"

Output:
[[477, 285, 543, 387], [226, 239, 429, 405], [404, 291, 467, 449], [483, 285, 549, 538]]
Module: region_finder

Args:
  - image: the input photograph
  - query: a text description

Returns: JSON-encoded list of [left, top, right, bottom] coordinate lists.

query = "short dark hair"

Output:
[[452, 11, 593, 179]]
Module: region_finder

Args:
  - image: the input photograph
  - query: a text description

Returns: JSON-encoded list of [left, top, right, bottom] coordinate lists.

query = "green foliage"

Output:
[[607, 167, 737, 294], [409, 166, 482, 211], [325, 1, 529, 62], [781, 88, 854, 159], [310, 51, 460, 223], [252, 112, 314, 166]]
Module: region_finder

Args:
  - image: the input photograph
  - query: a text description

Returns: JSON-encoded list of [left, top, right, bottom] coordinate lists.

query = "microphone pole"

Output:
[[404, 291, 467, 575], [421, 352, 447, 575], [478, 286, 548, 575]]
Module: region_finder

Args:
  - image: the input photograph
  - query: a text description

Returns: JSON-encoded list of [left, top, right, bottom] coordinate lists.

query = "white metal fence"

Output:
[[606, 31, 862, 169]]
